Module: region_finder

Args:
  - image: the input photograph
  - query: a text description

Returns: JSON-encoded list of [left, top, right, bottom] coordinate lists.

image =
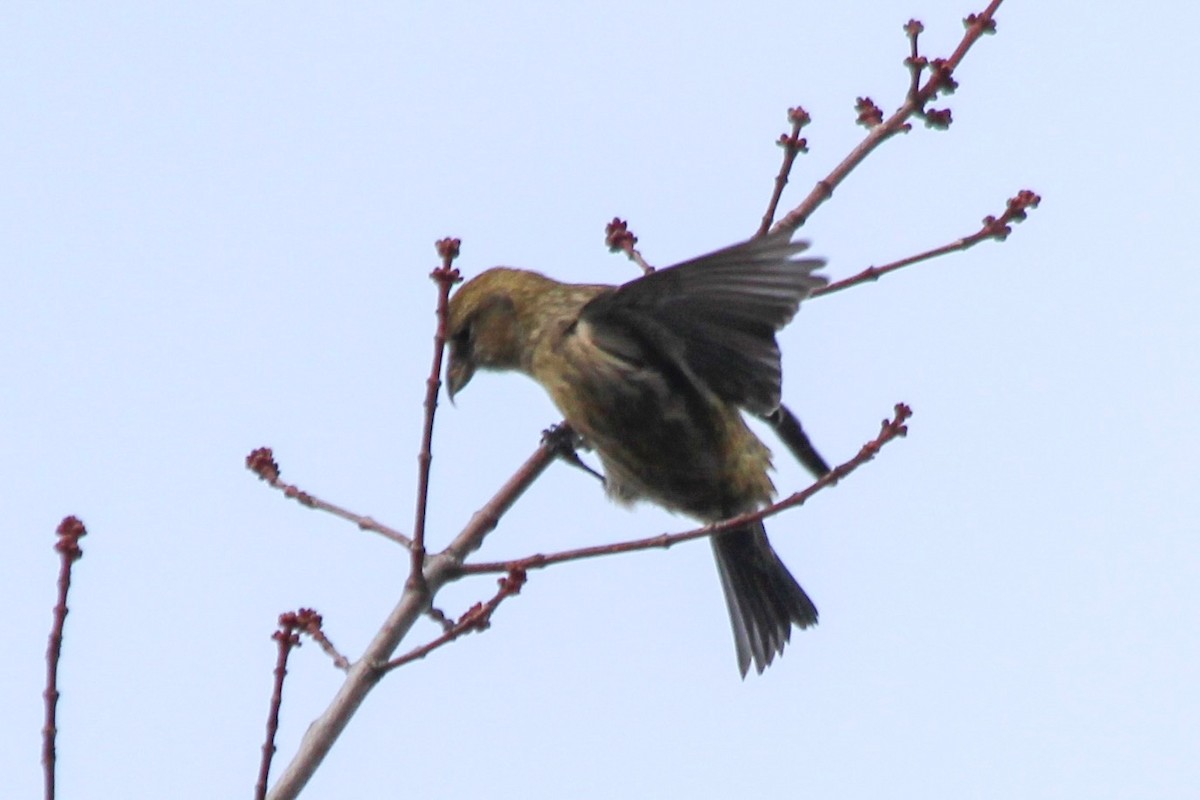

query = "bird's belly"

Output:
[[546, 359, 774, 521]]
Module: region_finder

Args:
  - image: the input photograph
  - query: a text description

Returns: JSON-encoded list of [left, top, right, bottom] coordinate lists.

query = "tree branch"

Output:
[[246, 447, 412, 548], [814, 189, 1041, 298], [264, 434, 563, 800], [772, 2, 1004, 234], [44, 516, 87, 800], [461, 403, 911, 575]]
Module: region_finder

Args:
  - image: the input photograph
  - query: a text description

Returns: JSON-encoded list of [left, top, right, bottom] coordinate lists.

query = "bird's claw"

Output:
[[542, 423, 606, 486]]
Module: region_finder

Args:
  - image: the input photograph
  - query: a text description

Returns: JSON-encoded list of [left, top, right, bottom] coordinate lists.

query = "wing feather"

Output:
[[580, 231, 825, 413]]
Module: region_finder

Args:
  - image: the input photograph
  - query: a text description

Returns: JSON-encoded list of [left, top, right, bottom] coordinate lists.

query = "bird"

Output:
[[445, 230, 830, 676]]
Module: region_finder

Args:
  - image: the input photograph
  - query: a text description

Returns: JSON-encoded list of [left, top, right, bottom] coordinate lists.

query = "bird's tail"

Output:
[[711, 522, 818, 677]]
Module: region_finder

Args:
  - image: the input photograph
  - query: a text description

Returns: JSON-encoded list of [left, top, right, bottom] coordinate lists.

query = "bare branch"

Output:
[[772, 1, 1005, 234], [256, 617, 299, 800], [815, 189, 1041, 297], [757, 106, 811, 237], [410, 238, 465, 596], [44, 515, 87, 800], [605, 217, 654, 275], [383, 570, 527, 672], [265, 435, 563, 800], [246, 447, 412, 548], [462, 403, 912, 575]]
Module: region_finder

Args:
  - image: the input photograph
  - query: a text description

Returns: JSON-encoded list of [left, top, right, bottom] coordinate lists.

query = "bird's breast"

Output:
[[532, 320, 774, 521]]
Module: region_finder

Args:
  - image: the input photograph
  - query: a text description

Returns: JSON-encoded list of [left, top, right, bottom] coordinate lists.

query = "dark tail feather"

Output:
[[711, 522, 818, 677]]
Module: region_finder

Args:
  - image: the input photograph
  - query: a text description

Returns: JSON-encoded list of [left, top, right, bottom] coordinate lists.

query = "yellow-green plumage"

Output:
[[447, 232, 827, 676]]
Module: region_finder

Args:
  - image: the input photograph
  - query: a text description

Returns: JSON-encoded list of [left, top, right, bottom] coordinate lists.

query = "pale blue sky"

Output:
[[4, 2, 1197, 798]]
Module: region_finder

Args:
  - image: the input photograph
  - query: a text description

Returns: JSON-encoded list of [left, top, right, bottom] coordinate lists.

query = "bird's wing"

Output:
[[580, 232, 826, 414]]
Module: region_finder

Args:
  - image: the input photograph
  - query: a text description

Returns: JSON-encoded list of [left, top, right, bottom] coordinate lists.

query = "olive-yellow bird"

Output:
[[446, 231, 829, 675]]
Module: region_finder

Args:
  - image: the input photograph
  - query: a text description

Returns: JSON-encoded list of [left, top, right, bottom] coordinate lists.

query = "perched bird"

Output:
[[446, 231, 829, 675]]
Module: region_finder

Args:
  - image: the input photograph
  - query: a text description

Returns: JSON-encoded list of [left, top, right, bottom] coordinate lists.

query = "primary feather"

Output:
[[582, 232, 826, 414]]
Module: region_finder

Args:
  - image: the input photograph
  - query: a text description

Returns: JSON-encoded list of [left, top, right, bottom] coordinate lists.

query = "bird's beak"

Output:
[[446, 354, 474, 403]]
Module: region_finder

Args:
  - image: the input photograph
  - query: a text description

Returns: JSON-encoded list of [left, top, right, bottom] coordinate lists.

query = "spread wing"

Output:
[[579, 231, 826, 414]]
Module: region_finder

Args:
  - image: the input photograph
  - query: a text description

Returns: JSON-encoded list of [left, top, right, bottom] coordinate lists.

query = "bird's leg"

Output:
[[760, 404, 832, 479], [542, 423, 607, 486]]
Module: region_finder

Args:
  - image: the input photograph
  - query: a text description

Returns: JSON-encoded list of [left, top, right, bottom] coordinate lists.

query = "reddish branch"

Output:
[[439, 424, 586, 565], [246, 447, 412, 547], [44, 515, 86, 800], [772, 2, 1004, 234], [815, 190, 1041, 297], [410, 239, 464, 595], [758, 106, 812, 236], [263, 422, 567, 799], [298, 614, 350, 671], [256, 619, 299, 800], [461, 403, 912, 575], [383, 569, 527, 672], [256, 609, 332, 800], [606, 218, 654, 275]]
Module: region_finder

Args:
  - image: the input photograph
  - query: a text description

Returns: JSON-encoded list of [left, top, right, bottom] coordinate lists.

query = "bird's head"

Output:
[[445, 267, 557, 399]]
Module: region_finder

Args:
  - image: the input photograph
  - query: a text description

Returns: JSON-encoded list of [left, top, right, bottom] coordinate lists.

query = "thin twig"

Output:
[[605, 218, 654, 275], [772, 1, 1003, 234], [814, 189, 1040, 298], [382, 570, 526, 672], [256, 609, 343, 798], [757, 106, 811, 237], [461, 403, 912, 575], [245, 448, 412, 548], [904, 20, 926, 102], [265, 436, 564, 800], [410, 239, 464, 596], [303, 619, 351, 672], [44, 516, 86, 800], [256, 619, 299, 800]]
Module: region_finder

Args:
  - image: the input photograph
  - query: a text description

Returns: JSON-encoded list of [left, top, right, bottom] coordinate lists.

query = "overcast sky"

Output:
[[4, 2, 1197, 798]]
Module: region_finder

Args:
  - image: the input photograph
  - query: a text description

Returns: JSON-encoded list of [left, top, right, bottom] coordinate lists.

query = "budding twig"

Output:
[[460, 403, 913, 575], [256, 610, 343, 800], [772, 2, 1004, 234], [263, 428, 567, 799], [410, 238, 465, 597], [757, 106, 811, 237], [44, 516, 86, 800], [606, 218, 654, 275], [245, 447, 412, 548], [815, 190, 1041, 297], [382, 570, 527, 672]]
